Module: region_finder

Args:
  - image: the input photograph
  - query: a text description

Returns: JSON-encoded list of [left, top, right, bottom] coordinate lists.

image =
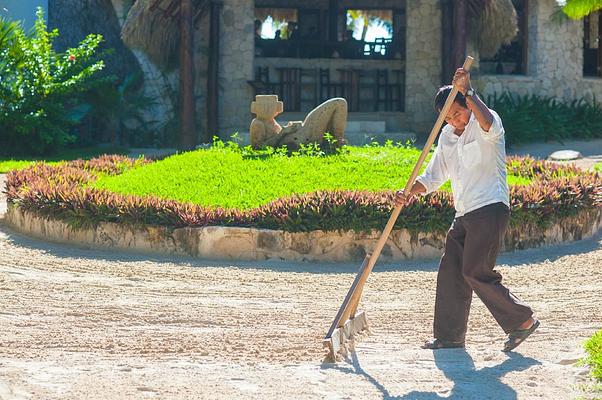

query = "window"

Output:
[[344, 9, 394, 58], [253, 6, 404, 60], [584, 11, 601, 77], [254, 8, 298, 40], [480, 0, 528, 75]]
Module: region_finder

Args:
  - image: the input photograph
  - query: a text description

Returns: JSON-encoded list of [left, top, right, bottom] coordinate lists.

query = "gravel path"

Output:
[[0, 173, 601, 399]]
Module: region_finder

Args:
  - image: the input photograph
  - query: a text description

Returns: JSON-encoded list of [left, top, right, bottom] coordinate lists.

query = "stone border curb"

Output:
[[4, 204, 602, 263]]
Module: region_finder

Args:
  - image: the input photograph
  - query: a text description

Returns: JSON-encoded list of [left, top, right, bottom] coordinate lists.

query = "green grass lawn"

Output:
[[0, 146, 128, 173], [93, 145, 532, 210]]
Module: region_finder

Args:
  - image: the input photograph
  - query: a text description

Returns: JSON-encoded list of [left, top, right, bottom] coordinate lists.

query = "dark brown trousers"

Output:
[[433, 202, 533, 343]]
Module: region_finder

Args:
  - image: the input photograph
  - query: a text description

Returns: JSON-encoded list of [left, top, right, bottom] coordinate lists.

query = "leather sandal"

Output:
[[421, 338, 465, 350], [503, 319, 540, 352]]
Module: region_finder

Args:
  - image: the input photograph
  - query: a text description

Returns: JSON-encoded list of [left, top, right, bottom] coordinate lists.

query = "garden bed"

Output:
[[3, 145, 601, 261]]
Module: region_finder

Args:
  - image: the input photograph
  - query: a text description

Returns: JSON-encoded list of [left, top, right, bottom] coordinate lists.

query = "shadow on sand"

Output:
[[323, 349, 541, 400]]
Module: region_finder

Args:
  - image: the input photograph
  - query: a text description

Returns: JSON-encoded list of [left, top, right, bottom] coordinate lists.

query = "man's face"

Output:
[[443, 101, 471, 131]]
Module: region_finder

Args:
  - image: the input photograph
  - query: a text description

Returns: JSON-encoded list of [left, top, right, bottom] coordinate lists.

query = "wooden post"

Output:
[[521, 0, 529, 75], [596, 11, 602, 76], [452, 0, 467, 69], [328, 0, 338, 42], [441, 0, 454, 83], [179, 0, 196, 150], [206, 0, 221, 143]]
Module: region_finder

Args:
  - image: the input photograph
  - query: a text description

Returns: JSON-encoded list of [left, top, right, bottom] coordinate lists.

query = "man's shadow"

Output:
[[324, 348, 541, 400]]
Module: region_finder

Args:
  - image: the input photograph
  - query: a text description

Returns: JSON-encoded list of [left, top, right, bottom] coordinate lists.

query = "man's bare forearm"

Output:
[[466, 94, 493, 132]]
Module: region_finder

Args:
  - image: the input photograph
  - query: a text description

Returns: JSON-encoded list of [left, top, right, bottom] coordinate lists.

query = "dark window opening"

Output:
[[254, 7, 404, 60], [480, 0, 528, 75], [342, 9, 396, 58], [584, 11, 601, 77]]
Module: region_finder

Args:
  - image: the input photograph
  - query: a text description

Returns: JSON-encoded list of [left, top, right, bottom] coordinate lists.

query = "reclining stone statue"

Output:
[[250, 95, 347, 150]]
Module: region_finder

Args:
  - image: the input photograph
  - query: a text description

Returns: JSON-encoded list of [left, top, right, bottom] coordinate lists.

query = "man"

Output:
[[395, 68, 539, 352]]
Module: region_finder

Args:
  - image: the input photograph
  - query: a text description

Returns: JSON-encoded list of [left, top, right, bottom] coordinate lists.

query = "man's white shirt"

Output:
[[416, 109, 509, 217]]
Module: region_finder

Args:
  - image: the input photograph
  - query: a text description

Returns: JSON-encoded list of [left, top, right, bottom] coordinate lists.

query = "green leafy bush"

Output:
[[583, 329, 602, 382], [0, 9, 105, 155], [488, 92, 602, 146]]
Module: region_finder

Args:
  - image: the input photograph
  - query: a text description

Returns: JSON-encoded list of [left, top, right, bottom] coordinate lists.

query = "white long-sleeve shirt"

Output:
[[416, 110, 509, 217]]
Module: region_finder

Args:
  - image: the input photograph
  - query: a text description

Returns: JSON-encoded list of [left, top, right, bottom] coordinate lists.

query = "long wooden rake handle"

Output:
[[325, 56, 474, 342]]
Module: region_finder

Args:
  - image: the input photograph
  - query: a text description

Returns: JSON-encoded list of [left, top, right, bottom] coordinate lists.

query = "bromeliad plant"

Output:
[[5, 154, 601, 234]]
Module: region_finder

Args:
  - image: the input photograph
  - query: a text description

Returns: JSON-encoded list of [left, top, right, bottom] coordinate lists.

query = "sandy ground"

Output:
[[1, 173, 601, 399]]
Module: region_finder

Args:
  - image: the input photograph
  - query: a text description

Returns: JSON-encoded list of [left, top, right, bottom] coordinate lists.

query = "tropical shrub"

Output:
[[488, 92, 602, 146], [0, 9, 105, 155], [583, 329, 602, 382]]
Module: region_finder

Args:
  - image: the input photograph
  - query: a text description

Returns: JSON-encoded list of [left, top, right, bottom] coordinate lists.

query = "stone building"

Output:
[[194, 0, 602, 143], [11, 0, 602, 145]]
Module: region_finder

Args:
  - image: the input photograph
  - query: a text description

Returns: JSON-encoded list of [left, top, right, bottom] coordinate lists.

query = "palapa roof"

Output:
[[121, 0, 209, 69], [469, 0, 519, 58]]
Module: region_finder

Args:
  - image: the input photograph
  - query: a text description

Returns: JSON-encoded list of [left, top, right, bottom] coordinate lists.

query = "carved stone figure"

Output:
[[250, 95, 347, 150]]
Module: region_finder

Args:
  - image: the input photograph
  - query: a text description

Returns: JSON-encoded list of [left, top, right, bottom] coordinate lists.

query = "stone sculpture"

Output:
[[250, 95, 347, 150]]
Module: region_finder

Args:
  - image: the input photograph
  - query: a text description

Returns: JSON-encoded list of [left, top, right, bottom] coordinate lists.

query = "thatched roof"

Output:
[[469, 0, 519, 58], [121, 0, 208, 69], [121, 0, 518, 69]]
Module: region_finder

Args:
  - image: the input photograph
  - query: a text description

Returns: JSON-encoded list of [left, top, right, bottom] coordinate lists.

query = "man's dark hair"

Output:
[[434, 85, 467, 112]]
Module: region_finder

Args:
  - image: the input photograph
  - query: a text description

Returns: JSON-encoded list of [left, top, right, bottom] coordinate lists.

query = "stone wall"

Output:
[[218, 0, 256, 137], [5, 204, 601, 263], [404, 0, 442, 135], [475, 0, 602, 104], [221, 0, 441, 138]]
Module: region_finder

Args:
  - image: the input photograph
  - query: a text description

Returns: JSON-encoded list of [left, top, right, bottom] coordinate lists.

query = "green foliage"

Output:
[[0, 146, 128, 173], [562, 0, 602, 20], [595, 162, 602, 173], [92, 141, 531, 210], [5, 152, 599, 235], [583, 329, 602, 382], [81, 73, 157, 147], [488, 92, 602, 146], [0, 8, 105, 155]]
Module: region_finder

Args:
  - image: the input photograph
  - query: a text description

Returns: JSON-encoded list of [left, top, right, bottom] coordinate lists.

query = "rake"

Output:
[[323, 56, 474, 361]]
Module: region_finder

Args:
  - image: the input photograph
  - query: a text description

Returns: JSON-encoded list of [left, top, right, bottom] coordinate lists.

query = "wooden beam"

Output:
[[179, 0, 196, 150], [328, 0, 338, 42], [521, 0, 529, 74], [594, 11, 602, 76], [206, 0, 221, 143], [453, 0, 467, 69], [441, 0, 454, 84]]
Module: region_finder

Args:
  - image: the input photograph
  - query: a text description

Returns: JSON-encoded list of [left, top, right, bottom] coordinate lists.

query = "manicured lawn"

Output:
[[0, 146, 128, 173], [93, 145, 532, 210]]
